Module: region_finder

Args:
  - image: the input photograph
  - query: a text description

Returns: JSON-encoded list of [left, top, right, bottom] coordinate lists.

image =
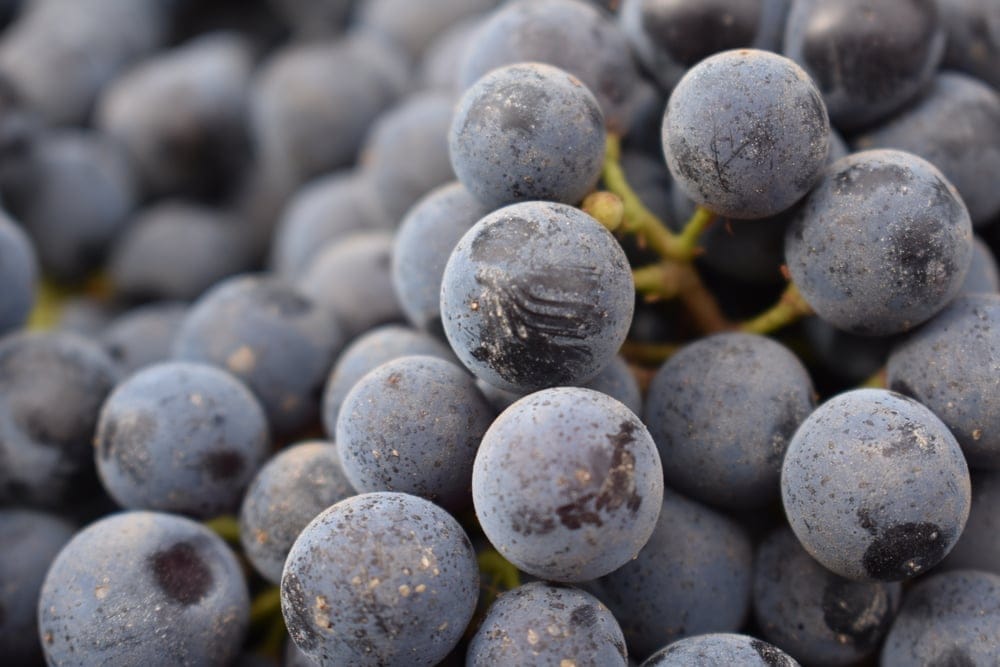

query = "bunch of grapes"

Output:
[[1, 0, 999, 665]]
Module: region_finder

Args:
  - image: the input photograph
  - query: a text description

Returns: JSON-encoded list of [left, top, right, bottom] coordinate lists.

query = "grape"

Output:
[[355, 0, 499, 58], [781, 388, 971, 582], [417, 16, 484, 92], [586, 488, 753, 660], [38, 510, 249, 666], [0, 331, 120, 508], [661, 48, 830, 220], [95, 32, 252, 200], [439, 200, 633, 392], [853, 72, 1000, 227], [752, 526, 901, 666], [267, 0, 354, 40], [281, 492, 478, 666], [458, 0, 642, 134], [296, 230, 403, 339], [336, 355, 495, 510], [642, 633, 799, 667], [360, 91, 456, 224], [320, 324, 456, 433], [783, 0, 945, 131], [101, 301, 189, 376], [881, 570, 1000, 666], [449, 62, 606, 209], [962, 237, 1000, 294], [239, 441, 355, 585], [270, 169, 393, 279], [785, 149, 974, 336], [0, 509, 75, 665], [467, 582, 628, 666], [0, 209, 36, 336], [644, 332, 815, 510], [887, 293, 1000, 468], [939, 0, 1000, 91], [391, 181, 489, 335], [941, 470, 1000, 575], [472, 387, 663, 582], [109, 201, 253, 302], [173, 273, 344, 436], [94, 361, 270, 518]]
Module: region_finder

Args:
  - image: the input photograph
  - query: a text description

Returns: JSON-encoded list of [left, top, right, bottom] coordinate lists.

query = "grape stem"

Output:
[[739, 282, 814, 335], [601, 134, 714, 262], [620, 340, 681, 367], [632, 260, 731, 334], [861, 367, 888, 389], [203, 515, 240, 545]]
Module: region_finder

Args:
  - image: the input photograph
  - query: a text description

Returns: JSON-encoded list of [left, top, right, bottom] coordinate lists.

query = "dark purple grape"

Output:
[[0, 209, 35, 335], [101, 301, 189, 376], [941, 470, 1000, 575], [642, 634, 799, 667]]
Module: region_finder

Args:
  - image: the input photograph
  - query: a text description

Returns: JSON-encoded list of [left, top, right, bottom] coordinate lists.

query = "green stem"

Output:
[[861, 367, 887, 389], [581, 191, 625, 232], [204, 515, 240, 546], [739, 283, 814, 335], [250, 586, 283, 627]]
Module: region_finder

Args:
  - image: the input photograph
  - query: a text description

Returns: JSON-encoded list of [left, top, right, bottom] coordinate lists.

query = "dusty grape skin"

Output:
[[449, 62, 606, 210], [172, 273, 344, 437], [881, 570, 1000, 667], [642, 634, 799, 666], [38, 511, 249, 667], [0, 210, 36, 336], [781, 389, 971, 582], [472, 387, 663, 582], [280, 492, 478, 667], [458, 0, 641, 135], [887, 294, 1000, 468], [783, 0, 945, 131], [0, 509, 75, 665], [94, 361, 270, 518], [466, 582, 628, 667], [391, 181, 489, 335], [661, 48, 829, 220], [961, 237, 1000, 294], [853, 72, 1000, 227], [785, 149, 974, 336], [440, 201, 634, 393], [296, 230, 403, 340], [586, 488, 753, 660], [335, 355, 495, 510], [940, 470, 1000, 575], [0, 331, 120, 508], [644, 332, 815, 510], [109, 201, 253, 302], [752, 527, 902, 666], [320, 324, 455, 435], [239, 441, 354, 585]]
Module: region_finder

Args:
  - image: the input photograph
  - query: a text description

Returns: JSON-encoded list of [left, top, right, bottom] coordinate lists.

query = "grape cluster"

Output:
[[0, 1, 998, 666]]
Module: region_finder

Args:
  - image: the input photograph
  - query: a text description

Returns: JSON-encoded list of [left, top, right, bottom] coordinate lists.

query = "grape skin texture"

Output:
[[449, 62, 606, 210], [440, 200, 634, 393], [641, 633, 800, 666], [38, 510, 249, 667], [467, 582, 628, 666], [785, 149, 974, 336], [280, 492, 478, 667], [472, 387, 663, 582], [940, 471, 1000, 575], [881, 570, 1000, 667], [661, 48, 829, 219], [781, 389, 971, 582], [0, 212, 37, 336], [887, 293, 1000, 469]]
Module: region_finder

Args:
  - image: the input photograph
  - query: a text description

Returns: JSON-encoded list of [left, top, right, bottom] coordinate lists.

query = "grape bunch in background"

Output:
[[0, 0, 999, 665]]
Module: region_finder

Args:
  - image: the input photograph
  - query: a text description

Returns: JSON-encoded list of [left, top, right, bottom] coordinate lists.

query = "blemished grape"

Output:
[[239, 441, 355, 585], [472, 387, 663, 582], [94, 361, 270, 518], [38, 510, 249, 667], [586, 488, 754, 660], [887, 293, 1000, 469], [752, 526, 901, 666], [880, 570, 1000, 666], [335, 354, 495, 510], [281, 492, 478, 667], [781, 388, 971, 582], [467, 582, 628, 666], [661, 48, 829, 220], [449, 62, 606, 209], [641, 633, 800, 667], [440, 200, 634, 392], [644, 332, 815, 510], [785, 149, 974, 336]]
